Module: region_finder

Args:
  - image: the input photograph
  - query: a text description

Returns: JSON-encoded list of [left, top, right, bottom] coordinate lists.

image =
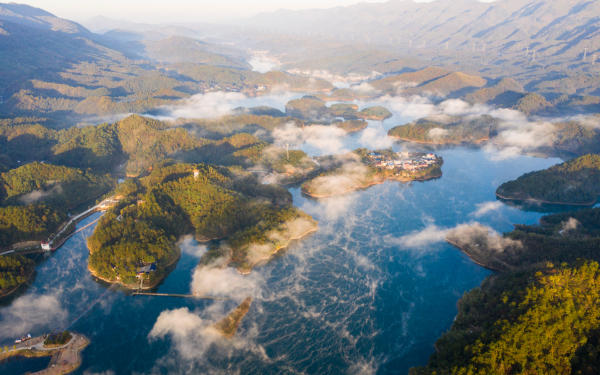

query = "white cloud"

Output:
[[272, 122, 349, 154], [351, 82, 379, 94], [428, 127, 449, 139], [386, 224, 448, 248], [0, 294, 68, 336], [470, 201, 503, 217], [178, 235, 208, 258], [249, 56, 279, 73], [157, 91, 247, 120]]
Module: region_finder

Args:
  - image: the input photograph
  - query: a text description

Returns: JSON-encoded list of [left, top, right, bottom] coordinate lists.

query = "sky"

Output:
[[12, 0, 492, 24]]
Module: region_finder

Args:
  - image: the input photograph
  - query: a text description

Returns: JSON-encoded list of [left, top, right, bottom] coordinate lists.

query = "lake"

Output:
[[0, 97, 581, 374]]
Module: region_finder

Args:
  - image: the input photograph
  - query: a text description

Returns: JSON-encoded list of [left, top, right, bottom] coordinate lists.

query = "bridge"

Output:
[[132, 292, 229, 300], [0, 196, 120, 256]]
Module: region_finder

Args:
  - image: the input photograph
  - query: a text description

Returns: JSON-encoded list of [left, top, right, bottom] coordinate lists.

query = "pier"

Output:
[[132, 292, 229, 300]]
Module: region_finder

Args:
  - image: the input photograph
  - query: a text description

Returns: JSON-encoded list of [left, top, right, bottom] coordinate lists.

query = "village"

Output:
[[367, 150, 441, 177]]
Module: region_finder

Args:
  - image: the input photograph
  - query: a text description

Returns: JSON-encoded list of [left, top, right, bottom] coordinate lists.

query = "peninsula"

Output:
[[0, 332, 88, 375], [210, 297, 253, 339], [495, 153, 600, 205], [301, 148, 443, 197], [87, 163, 318, 288]]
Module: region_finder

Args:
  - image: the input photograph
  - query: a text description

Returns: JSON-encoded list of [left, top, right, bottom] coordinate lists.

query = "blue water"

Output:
[[0, 92, 586, 375], [0, 145, 573, 375], [0, 355, 50, 374]]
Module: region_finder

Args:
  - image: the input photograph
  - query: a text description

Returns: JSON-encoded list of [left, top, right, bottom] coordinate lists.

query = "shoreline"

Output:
[[302, 173, 442, 198], [89, 250, 181, 290], [445, 237, 516, 272], [0, 333, 89, 375], [388, 136, 489, 145], [444, 238, 503, 272], [236, 226, 319, 275], [0, 267, 36, 300], [495, 191, 596, 206], [338, 123, 368, 133]]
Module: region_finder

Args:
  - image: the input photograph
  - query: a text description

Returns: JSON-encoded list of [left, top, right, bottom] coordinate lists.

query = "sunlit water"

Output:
[[0, 97, 587, 374]]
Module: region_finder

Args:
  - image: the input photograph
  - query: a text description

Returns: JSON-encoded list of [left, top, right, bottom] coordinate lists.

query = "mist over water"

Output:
[[0, 96, 587, 375]]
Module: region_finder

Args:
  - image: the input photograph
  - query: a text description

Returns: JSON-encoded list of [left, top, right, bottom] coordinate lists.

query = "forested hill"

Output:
[[0, 114, 313, 177], [410, 261, 600, 375], [388, 115, 495, 144], [0, 162, 115, 209], [0, 4, 333, 124], [88, 163, 317, 286], [496, 154, 600, 205], [0, 162, 114, 248], [414, 206, 600, 374]]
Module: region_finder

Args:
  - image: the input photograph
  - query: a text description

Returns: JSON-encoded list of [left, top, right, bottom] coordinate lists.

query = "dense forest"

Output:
[[0, 205, 65, 247], [0, 115, 313, 177], [0, 162, 115, 209], [388, 115, 495, 143], [414, 206, 600, 374], [335, 119, 368, 132], [88, 163, 317, 285], [411, 261, 600, 375], [496, 154, 600, 205], [0, 254, 35, 295]]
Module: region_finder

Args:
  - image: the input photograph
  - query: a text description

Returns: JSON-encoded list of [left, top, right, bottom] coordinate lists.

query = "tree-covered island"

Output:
[[388, 115, 496, 144], [285, 96, 392, 122]]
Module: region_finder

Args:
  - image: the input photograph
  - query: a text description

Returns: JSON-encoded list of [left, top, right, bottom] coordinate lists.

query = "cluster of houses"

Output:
[[204, 84, 268, 94], [369, 151, 438, 173]]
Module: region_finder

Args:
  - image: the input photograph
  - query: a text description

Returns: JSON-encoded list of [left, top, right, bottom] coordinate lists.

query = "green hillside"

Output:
[[496, 154, 600, 205], [411, 261, 600, 375], [369, 67, 486, 97], [415, 206, 600, 374], [88, 163, 316, 285], [388, 115, 495, 143], [0, 162, 115, 209]]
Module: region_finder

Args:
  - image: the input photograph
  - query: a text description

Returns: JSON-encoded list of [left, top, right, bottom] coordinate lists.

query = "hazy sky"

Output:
[[14, 0, 492, 23]]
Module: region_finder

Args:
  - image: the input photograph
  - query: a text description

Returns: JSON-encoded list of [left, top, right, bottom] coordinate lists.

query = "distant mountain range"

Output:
[[0, 2, 250, 93], [236, 0, 600, 59], [0, 2, 90, 35]]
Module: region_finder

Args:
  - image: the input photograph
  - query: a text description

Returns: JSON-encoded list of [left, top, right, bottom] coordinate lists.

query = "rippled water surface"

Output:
[[0, 105, 582, 374]]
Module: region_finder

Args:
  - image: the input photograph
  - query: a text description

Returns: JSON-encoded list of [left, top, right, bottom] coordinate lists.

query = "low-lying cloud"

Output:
[[272, 122, 349, 155], [386, 224, 448, 249], [470, 201, 504, 217], [561, 217, 580, 232], [19, 183, 63, 205], [158, 91, 247, 120], [446, 223, 522, 253], [0, 293, 68, 336]]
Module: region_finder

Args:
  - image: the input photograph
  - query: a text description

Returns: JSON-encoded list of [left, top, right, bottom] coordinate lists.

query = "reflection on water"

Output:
[[0, 146, 568, 375], [496, 196, 599, 215], [0, 355, 51, 375], [0, 92, 581, 374]]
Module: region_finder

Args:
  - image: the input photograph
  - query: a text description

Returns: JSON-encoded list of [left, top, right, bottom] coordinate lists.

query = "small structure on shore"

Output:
[[137, 263, 156, 278]]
